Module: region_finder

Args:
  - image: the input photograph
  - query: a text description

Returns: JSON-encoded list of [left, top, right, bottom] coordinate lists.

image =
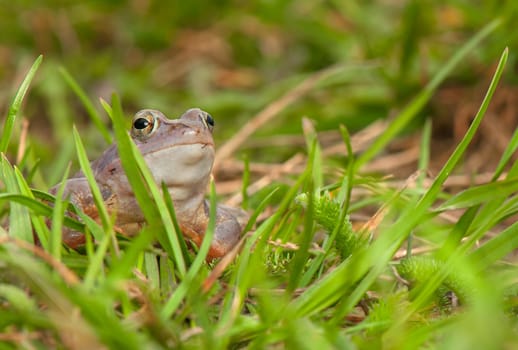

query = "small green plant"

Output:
[[397, 256, 470, 310], [296, 191, 363, 260]]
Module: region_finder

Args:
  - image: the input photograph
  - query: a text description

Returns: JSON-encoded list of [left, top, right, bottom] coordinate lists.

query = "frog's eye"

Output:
[[200, 112, 214, 131], [131, 110, 160, 140], [133, 117, 150, 130]]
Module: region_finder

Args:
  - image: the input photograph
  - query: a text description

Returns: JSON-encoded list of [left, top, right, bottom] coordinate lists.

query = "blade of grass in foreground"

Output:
[[49, 163, 71, 260], [493, 127, 518, 180], [299, 124, 356, 287], [439, 122, 518, 253], [1, 155, 32, 243], [0, 193, 83, 232], [14, 169, 52, 250], [470, 219, 518, 270], [437, 178, 518, 211], [107, 226, 156, 281], [215, 191, 279, 347], [72, 127, 113, 235], [160, 182, 218, 319], [288, 137, 318, 292], [73, 126, 119, 287], [161, 182, 191, 265], [0, 55, 42, 153], [60, 68, 112, 143], [107, 95, 187, 276], [217, 169, 313, 341], [0, 243, 147, 349]]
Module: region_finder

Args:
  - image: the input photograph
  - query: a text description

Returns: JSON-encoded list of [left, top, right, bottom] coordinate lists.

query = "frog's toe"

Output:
[[62, 229, 86, 249]]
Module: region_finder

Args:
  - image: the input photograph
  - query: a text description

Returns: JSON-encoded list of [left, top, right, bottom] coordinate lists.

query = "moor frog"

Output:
[[51, 108, 246, 259]]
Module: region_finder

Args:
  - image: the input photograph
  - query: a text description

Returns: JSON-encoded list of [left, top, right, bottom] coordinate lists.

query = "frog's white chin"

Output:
[[143, 144, 214, 196]]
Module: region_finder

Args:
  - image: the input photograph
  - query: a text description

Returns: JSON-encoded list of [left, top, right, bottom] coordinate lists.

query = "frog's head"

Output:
[[131, 108, 215, 203]]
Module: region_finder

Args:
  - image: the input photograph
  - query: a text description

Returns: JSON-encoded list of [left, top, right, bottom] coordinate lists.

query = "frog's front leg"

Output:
[[207, 203, 247, 259], [49, 178, 97, 248]]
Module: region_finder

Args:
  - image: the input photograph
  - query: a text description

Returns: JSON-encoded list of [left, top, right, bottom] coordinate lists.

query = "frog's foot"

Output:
[[180, 203, 246, 260], [206, 205, 246, 260], [61, 228, 86, 249], [208, 220, 241, 259]]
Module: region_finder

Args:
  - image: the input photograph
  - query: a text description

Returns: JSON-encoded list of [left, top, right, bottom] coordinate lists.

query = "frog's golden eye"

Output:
[[199, 112, 214, 131], [131, 110, 160, 140]]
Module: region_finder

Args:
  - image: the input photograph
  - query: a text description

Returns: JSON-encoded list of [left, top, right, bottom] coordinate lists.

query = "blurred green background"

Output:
[[0, 0, 515, 185]]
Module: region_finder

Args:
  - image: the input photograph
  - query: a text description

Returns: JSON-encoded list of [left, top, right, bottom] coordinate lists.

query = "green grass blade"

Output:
[[437, 178, 518, 210], [218, 217, 277, 335], [73, 126, 118, 286], [60, 68, 112, 143], [191, 182, 216, 263], [493, 127, 518, 180], [109, 94, 187, 275], [241, 155, 250, 211], [107, 226, 156, 281], [131, 145, 188, 273], [0, 243, 147, 349], [49, 163, 71, 260], [1, 156, 32, 243], [354, 19, 501, 170], [72, 127, 113, 231], [218, 173, 310, 330], [161, 182, 218, 319], [288, 140, 318, 292], [0, 55, 42, 153], [439, 125, 517, 253], [338, 124, 355, 210], [144, 250, 160, 290], [469, 220, 518, 270], [99, 98, 113, 117], [14, 170, 52, 250], [418, 119, 431, 185], [161, 182, 191, 265], [299, 176, 352, 287], [298, 124, 358, 280], [438, 206, 479, 257], [0, 193, 83, 232], [0, 283, 38, 314]]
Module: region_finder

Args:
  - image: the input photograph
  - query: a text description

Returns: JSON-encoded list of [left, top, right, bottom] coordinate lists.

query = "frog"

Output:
[[50, 108, 247, 259]]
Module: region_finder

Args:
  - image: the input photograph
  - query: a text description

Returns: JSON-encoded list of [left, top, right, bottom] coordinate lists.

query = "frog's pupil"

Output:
[[205, 114, 214, 127], [134, 118, 150, 130]]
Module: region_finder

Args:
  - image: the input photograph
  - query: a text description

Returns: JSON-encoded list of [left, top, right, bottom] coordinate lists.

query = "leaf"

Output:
[[1, 156, 32, 243], [470, 220, 518, 270], [437, 178, 518, 211], [60, 68, 112, 143], [109, 94, 187, 276], [48, 164, 71, 259], [0, 55, 42, 153], [0, 193, 84, 232]]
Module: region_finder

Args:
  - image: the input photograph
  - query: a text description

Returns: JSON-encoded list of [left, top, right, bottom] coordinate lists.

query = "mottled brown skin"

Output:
[[50, 108, 246, 259]]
